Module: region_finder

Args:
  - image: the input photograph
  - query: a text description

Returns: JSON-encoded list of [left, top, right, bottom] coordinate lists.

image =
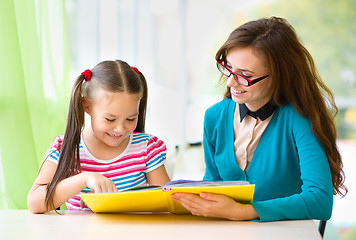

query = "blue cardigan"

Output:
[[203, 98, 333, 222]]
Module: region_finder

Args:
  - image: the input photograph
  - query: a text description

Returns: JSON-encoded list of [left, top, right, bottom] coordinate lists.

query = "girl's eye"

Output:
[[127, 118, 136, 122], [106, 118, 115, 122]]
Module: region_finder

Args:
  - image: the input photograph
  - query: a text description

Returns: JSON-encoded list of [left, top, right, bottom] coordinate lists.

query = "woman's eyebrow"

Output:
[[239, 68, 254, 74], [226, 60, 255, 74]]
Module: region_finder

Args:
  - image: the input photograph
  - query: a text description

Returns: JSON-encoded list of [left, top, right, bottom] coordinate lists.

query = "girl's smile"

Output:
[[106, 132, 122, 138]]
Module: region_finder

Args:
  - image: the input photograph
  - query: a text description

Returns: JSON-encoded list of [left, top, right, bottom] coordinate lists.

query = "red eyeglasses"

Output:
[[216, 60, 269, 87]]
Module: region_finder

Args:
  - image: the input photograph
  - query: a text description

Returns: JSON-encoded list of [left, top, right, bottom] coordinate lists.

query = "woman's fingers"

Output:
[[172, 193, 210, 216]]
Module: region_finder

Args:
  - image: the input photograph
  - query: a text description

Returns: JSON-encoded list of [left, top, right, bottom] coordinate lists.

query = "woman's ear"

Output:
[[82, 97, 90, 114]]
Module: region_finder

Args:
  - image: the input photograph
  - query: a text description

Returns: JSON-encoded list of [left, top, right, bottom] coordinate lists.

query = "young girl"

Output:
[[172, 17, 347, 221], [28, 60, 170, 213]]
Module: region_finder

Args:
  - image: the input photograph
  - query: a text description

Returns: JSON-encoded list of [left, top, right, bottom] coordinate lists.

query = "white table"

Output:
[[0, 210, 322, 240]]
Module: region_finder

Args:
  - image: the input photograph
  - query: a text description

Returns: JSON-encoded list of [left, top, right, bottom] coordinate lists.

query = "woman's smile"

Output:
[[231, 88, 247, 96]]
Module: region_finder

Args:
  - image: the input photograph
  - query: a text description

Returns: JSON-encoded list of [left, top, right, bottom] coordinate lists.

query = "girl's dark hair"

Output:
[[45, 60, 148, 210], [216, 16, 347, 196]]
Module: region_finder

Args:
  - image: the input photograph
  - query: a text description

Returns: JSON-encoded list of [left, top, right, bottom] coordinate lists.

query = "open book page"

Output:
[[163, 180, 250, 189], [122, 180, 250, 192]]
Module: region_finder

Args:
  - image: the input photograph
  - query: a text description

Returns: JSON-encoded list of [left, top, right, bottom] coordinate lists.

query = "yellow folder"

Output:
[[80, 180, 255, 214]]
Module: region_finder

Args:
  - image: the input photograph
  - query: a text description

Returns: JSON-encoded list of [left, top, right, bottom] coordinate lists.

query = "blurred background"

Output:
[[0, 0, 355, 239]]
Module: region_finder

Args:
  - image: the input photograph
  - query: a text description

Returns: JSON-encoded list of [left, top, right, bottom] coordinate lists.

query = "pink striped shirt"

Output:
[[46, 132, 166, 210]]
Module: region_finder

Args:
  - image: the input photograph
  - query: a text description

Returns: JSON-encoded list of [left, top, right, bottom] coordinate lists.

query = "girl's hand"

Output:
[[79, 172, 118, 209], [171, 192, 258, 220], [83, 172, 118, 193]]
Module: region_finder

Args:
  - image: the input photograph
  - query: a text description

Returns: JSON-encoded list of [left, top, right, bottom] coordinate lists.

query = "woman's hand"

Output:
[[171, 192, 259, 220]]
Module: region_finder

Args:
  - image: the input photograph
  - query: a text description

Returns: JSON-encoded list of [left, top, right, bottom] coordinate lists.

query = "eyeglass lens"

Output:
[[217, 63, 249, 86]]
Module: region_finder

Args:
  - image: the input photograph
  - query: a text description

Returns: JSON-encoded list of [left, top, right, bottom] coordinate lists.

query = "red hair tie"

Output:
[[81, 69, 92, 81], [131, 66, 140, 75]]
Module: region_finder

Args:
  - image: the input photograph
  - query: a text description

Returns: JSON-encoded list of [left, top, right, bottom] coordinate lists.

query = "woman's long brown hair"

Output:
[[45, 60, 147, 211], [216, 17, 347, 196]]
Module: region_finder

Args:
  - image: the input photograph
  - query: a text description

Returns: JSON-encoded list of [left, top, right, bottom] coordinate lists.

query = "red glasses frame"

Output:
[[216, 60, 269, 87]]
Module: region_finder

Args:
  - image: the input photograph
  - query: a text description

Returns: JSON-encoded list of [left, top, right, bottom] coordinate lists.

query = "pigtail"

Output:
[[135, 71, 148, 133], [44, 75, 86, 211]]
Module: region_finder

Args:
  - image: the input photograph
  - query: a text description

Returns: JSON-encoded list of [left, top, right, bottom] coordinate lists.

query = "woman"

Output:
[[172, 16, 347, 221]]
